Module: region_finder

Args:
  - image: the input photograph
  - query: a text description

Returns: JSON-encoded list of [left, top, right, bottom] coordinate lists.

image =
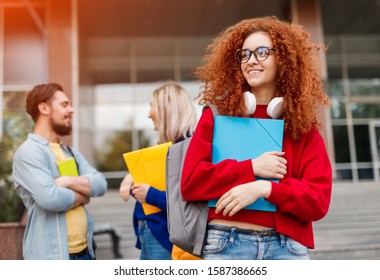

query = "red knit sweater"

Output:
[[181, 105, 332, 248]]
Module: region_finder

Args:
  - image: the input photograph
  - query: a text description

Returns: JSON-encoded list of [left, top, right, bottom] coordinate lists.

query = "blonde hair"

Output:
[[151, 82, 197, 144]]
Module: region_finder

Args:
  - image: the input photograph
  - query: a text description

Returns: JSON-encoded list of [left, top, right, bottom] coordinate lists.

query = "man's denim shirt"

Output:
[[12, 134, 107, 259]]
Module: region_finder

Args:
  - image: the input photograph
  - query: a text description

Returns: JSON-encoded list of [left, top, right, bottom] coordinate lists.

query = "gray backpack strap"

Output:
[[209, 104, 220, 116], [203, 104, 220, 117], [165, 103, 219, 257]]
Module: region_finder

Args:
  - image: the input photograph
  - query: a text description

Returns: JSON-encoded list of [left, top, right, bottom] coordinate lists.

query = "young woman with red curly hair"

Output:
[[181, 16, 332, 260]]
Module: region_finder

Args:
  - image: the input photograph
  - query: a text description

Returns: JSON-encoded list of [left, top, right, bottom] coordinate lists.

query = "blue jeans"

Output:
[[202, 225, 310, 260], [138, 220, 171, 260], [69, 248, 94, 260]]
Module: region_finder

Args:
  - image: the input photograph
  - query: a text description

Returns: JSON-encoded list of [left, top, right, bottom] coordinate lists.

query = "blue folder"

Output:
[[209, 116, 284, 212]]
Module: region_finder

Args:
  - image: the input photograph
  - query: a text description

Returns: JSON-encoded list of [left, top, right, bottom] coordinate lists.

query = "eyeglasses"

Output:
[[236, 46, 276, 63]]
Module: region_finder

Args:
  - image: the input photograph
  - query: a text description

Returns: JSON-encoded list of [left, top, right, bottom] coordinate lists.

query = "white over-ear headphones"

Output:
[[243, 91, 284, 119]]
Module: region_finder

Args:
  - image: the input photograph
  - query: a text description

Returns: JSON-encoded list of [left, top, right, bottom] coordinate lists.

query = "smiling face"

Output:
[[240, 31, 278, 102], [48, 90, 74, 136]]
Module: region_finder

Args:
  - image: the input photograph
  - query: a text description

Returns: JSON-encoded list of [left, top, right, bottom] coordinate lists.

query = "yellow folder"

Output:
[[123, 142, 172, 215], [57, 157, 79, 176]]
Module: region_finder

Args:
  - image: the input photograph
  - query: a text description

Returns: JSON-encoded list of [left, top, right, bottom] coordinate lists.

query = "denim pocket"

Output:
[[203, 230, 229, 253], [285, 237, 310, 256]]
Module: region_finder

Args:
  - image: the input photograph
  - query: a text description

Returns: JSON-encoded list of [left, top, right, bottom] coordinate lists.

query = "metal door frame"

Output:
[[369, 120, 380, 181]]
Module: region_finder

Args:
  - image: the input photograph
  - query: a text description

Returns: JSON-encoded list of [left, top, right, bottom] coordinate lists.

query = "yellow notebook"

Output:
[[57, 157, 79, 176], [123, 142, 172, 215]]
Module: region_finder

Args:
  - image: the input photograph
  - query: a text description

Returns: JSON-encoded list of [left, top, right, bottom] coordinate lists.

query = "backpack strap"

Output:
[[202, 104, 220, 117], [63, 145, 80, 172]]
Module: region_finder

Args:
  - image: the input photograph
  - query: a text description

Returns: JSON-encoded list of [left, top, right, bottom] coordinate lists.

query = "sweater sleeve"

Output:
[[145, 187, 167, 211], [181, 107, 255, 201], [267, 130, 332, 222]]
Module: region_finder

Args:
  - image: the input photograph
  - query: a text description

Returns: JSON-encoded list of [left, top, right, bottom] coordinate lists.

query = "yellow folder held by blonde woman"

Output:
[[123, 142, 172, 215]]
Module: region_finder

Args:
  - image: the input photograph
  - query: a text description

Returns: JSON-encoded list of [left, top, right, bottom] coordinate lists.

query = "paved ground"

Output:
[[311, 181, 380, 259], [86, 181, 380, 260], [87, 189, 140, 260]]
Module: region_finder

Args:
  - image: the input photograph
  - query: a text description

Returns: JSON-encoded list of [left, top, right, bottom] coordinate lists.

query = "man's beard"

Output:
[[51, 118, 72, 136]]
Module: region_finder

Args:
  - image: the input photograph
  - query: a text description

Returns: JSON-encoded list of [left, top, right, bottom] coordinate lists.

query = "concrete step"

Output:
[[311, 245, 380, 260], [87, 182, 380, 260]]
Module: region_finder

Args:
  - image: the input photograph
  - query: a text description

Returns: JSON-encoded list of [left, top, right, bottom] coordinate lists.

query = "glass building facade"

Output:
[[1, 0, 380, 185], [326, 35, 380, 181]]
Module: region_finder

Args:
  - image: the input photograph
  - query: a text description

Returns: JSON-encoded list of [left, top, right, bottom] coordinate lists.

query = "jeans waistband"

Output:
[[207, 223, 279, 236], [69, 247, 88, 257]]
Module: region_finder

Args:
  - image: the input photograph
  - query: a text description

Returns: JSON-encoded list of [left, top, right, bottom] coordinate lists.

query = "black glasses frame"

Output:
[[236, 46, 276, 63]]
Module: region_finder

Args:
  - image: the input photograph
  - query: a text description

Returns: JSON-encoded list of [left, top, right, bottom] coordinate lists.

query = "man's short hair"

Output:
[[26, 83, 64, 122]]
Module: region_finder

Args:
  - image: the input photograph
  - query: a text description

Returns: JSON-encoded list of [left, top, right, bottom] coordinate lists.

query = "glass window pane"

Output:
[[327, 79, 345, 98], [88, 82, 202, 172], [330, 97, 346, 119], [354, 125, 371, 162], [325, 38, 342, 70], [348, 66, 380, 79], [335, 169, 352, 181], [325, 37, 341, 54], [95, 129, 151, 173], [332, 125, 351, 163], [358, 168, 373, 180], [349, 78, 380, 96], [351, 104, 380, 119], [3, 91, 34, 142], [135, 39, 174, 82], [345, 37, 380, 55]]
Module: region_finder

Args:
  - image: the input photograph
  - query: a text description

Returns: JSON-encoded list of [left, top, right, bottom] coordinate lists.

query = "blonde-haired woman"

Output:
[[119, 82, 199, 260]]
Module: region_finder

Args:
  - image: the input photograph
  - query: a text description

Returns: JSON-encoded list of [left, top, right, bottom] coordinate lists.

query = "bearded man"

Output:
[[12, 83, 107, 260]]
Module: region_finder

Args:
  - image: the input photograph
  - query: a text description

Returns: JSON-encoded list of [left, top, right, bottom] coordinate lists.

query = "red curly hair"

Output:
[[195, 16, 330, 140]]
